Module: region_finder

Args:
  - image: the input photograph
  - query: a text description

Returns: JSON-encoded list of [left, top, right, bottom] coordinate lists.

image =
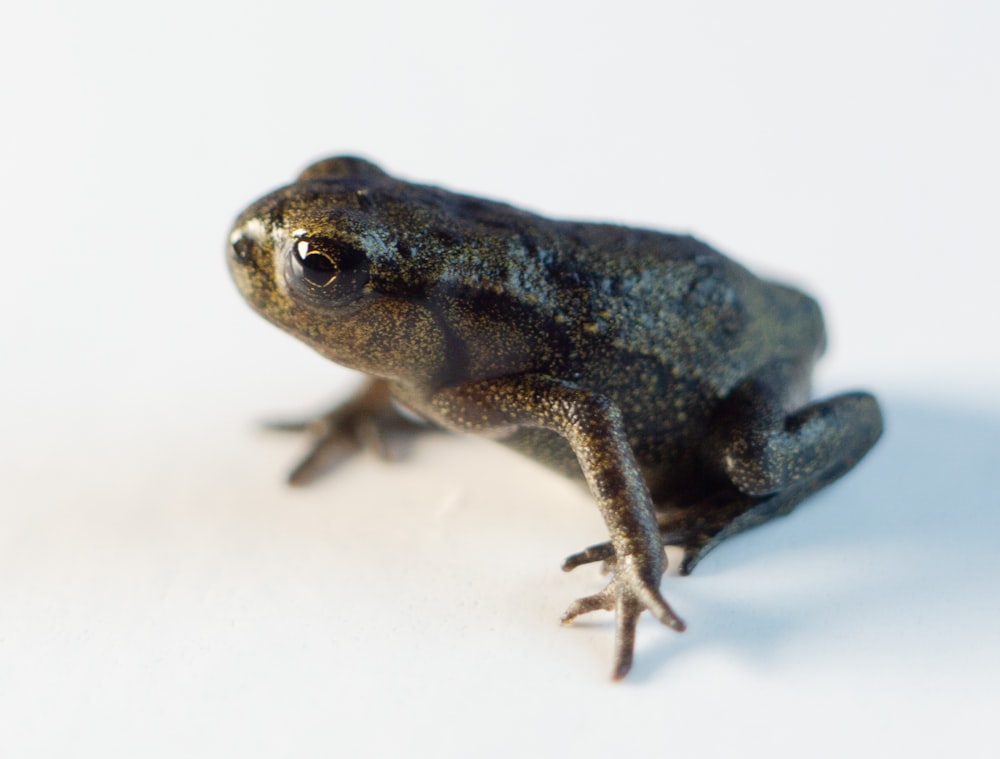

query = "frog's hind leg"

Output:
[[677, 384, 882, 573], [655, 479, 829, 576], [564, 385, 882, 576]]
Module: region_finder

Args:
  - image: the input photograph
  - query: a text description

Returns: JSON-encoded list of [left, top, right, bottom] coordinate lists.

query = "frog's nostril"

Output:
[[231, 235, 254, 263]]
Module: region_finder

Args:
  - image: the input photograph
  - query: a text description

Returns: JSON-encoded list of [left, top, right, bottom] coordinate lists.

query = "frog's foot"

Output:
[[265, 379, 428, 485], [560, 555, 685, 680]]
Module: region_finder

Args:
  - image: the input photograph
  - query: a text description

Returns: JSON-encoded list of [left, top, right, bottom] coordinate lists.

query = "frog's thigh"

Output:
[[716, 378, 883, 498]]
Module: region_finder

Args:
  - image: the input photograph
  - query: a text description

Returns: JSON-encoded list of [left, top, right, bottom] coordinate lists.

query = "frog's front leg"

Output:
[[270, 378, 428, 485], [426, 374, 685, 680]]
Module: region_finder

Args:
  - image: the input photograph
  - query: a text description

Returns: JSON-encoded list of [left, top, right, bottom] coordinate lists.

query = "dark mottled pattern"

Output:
[[228, 157, 883, 679]]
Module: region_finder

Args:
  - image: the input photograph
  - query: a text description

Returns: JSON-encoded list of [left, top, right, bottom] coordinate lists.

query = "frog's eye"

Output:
[[288, 237, 370, 300], [293, 241, 338, 287]]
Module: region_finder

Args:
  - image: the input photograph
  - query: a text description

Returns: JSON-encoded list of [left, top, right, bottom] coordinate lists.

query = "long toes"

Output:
[[562, 543, 615, 572], [287, 435, 361, 486], [611, 597, 642, 681], [560, 590, 612, 625], [634, 584, 686, 633]]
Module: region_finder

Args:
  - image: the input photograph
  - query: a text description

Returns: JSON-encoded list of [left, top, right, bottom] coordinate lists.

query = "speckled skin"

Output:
[[228, 157, 883, 679]]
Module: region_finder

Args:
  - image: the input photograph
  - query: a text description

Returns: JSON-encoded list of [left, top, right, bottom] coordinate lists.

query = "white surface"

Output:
[[2, 1, 998, 757]]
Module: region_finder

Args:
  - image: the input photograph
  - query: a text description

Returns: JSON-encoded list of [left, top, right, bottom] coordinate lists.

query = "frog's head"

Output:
[[228, 156, 447, 384]]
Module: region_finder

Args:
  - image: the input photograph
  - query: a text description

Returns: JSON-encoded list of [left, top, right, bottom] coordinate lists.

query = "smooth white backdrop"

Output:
[[2, 1, 998, 757]]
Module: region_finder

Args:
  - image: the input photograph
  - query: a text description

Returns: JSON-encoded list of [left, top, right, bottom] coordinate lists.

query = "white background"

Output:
[[2, 1, 998, 757]]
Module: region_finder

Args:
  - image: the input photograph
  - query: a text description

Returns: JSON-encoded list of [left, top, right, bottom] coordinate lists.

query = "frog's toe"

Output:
[[265, 409, 370, 485], [560, 587, 614, 625], [611, 592, 643, 680], [264, 381, 431, 485], [608, 581, 684, 679], [562, 542, 616, 572], [562, 584, 648, 680], [562, 566, 685, 680], [285, 428, 363, 486]]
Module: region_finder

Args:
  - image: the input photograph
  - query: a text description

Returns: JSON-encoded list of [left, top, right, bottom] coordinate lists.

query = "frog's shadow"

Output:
[[614, 398, 1000, 682]]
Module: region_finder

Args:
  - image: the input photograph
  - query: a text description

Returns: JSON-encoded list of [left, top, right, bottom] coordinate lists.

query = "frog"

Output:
[[228, 156, 883, 680]]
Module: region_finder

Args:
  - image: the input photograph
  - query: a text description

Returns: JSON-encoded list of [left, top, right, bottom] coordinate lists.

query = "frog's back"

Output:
[[539, 221, 826, 398], [371, 174, 824, 397], [498, 219, 827, 484]]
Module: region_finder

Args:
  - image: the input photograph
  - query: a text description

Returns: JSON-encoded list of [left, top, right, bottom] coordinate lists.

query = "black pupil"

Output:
[[294, 238, 368, 289], [297, 249, 337, 286]]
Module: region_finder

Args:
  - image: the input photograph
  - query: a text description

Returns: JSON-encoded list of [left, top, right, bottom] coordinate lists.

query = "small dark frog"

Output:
[[228, 157, 882, 679]]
